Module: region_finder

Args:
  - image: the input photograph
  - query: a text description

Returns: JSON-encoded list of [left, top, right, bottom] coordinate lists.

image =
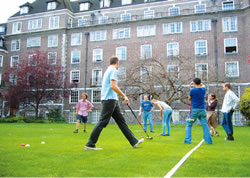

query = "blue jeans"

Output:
[[184, 109, 212, 144], [143, 111, 153, 132], [222, 110, 234, 135], [163, 109, 172, 135]]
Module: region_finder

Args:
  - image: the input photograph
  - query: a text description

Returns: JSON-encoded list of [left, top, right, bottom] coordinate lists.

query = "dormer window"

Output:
[[20, 6, 29, 15], [0, 39, 3, 47], [80, 2, 90, 11], [0, 26, 5, 33], [100, 0, 111, 8], [47, 1, 57, 10], [122, 0, 132, 5]]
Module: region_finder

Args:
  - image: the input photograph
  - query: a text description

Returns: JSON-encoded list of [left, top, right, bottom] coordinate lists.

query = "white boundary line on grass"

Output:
[[164, 139, 205, 178]]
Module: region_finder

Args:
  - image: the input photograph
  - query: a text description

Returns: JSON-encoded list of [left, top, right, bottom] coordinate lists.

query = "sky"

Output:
[[0, 0, 35, 23]]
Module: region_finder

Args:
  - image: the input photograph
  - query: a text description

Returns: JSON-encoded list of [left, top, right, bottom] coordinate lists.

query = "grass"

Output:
[[0, 123, 249, 177]]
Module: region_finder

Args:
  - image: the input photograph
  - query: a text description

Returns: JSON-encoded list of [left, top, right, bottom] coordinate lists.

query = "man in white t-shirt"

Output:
[[221, 83, 240, 141]]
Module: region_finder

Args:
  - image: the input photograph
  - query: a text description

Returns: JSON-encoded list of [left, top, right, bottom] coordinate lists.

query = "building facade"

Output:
[[2, 0, 250, 124]]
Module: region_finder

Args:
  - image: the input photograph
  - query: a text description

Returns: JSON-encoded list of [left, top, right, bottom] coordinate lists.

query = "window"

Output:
[[11, 40, 20, 51], [27, 37, 41, 47], [28, 55, 37, 66], [70, 90, 79, 103], [0, 55, 3, 67], [144, 9, 154, 19], [20, 6, 29, 14], [118, 67, 126, 81], [121, 13, 131, 22], [168, 65, 179, 79], [93, 49, 103, 62], [141, 44, 152, 59], [80, 2, 90, 11], [113, 28, 130, 39], [122, 0, 132, 5], [12, 22, 22, 34], [99, 16, 108, 24], [48, 35, 58, 48], [92, 90, 101, 103], [163, 22, 182, 34], [137, 25, 156, 37], [92, 70, 102, 86], [70, 70, 80, 83], [223, 1, 234, 10], [224, 38, 238, 54], [9, 74, 17, 86], [90, 31, 107, 41], [0, 39, 2, 47], [194, 4, 206, 13], [100, 0, 111, 8], [0, 26, 5, 33], [49, 16, 59, 29], [195, 40, 207, 55], [47, 1, 57, 10], [225, 61, 239, 77], [28, 19, 42, 30], [169, 7, 179, 16], [71, 51, 81, 64], [167, 42, 179, 56], [116, 47, 127, 60], [140, 66, 152, 82], [10, 56, 19, 67], [195, 63, 208, 82], [222, 17, 237, 32], [48, 52, 57, 65], [71, 33, 82, 46], [78, 18, 86, 27], [190, 20, 211, 32]]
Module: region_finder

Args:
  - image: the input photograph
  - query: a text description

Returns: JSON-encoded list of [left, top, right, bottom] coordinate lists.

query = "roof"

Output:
[[10, 0, 169, 18]]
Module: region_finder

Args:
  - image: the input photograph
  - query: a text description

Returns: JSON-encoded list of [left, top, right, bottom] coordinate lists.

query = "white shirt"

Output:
[[155, 101, 172, 110], [221, 90, 240, 113]]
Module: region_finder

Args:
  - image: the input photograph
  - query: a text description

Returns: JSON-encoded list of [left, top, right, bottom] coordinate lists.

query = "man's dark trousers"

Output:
[[86, 100, 138, 147]]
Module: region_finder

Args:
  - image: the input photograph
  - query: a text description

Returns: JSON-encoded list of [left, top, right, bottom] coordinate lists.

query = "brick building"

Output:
[[1, 0, 250, 124]]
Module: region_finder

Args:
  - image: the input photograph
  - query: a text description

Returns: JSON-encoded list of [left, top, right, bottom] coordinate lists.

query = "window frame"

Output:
[[70, 70, 80, 84], [11, 39, 20, 51], [93, 48, 103, 62], [167, 42, 179, 56], [47, 1, 57, 11], [140, 44, 152, 59], [137, 25, 156, 37], [116, 46, 127, 60], [69, 90, 79, 104], [48, 52, 57, 65], [195, 40, 208, 56], [194, 4, 206, 13], [71, 50, 81, 64], [222, 0, 234, 10], [92, 69, 103, 86], [195, 63, 208, 82], [222, 17, 237, 32], [12, 22, 22, 34], [48, 35, 58, 48], [71, 32, 82, 46], [169, 7, 180, 16], [27, 37, 41, 48], [49, 16, 59, 29], [10, 55, 19, 68], [28, 19, 42, 30], [224, 38, 238, 54], [225, 61, 239, 78]]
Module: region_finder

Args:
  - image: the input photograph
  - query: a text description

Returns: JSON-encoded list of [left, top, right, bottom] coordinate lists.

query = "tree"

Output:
[[240, 87, 250, 124], [3, 50, 73, 119], [120, 56, 195, 108]]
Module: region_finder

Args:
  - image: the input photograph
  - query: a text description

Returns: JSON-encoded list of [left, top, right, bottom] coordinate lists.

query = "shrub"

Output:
[[240, 87, 250, 125], [47, 108, 65, 123]]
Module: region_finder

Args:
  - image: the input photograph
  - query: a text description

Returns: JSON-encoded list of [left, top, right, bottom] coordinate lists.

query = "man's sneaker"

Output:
[[73, 129, 78, 133], [160, 134, 166, 136], [84, 146, 103, 150], [133, 138, 144, 148], [224, 137, 234, 141], [84, 130, 86, 133]]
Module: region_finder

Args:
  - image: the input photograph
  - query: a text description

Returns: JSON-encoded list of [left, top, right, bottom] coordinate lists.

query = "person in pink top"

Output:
[[73, 93, 94, 133]]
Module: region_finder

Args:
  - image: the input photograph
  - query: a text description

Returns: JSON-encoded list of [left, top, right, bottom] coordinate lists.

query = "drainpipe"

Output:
[[84, 32, 90, 93], [212, 18, 220, 123]]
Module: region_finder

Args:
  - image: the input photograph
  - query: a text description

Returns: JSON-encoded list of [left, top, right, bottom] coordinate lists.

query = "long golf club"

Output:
[[127, 104, 153, 140]]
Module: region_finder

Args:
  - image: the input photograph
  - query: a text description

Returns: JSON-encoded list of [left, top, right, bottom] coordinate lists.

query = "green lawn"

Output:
[[0, 123, 249, 177]]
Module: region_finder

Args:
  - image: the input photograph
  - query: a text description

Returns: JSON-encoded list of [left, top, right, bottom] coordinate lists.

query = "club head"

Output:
[[146, 136, 153, 140]]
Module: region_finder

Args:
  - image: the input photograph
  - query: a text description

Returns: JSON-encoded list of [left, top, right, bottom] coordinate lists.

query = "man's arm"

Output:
[[138, 107, 143, 116], [110, 79, 129, 104], [230, 92, 240, 110]]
